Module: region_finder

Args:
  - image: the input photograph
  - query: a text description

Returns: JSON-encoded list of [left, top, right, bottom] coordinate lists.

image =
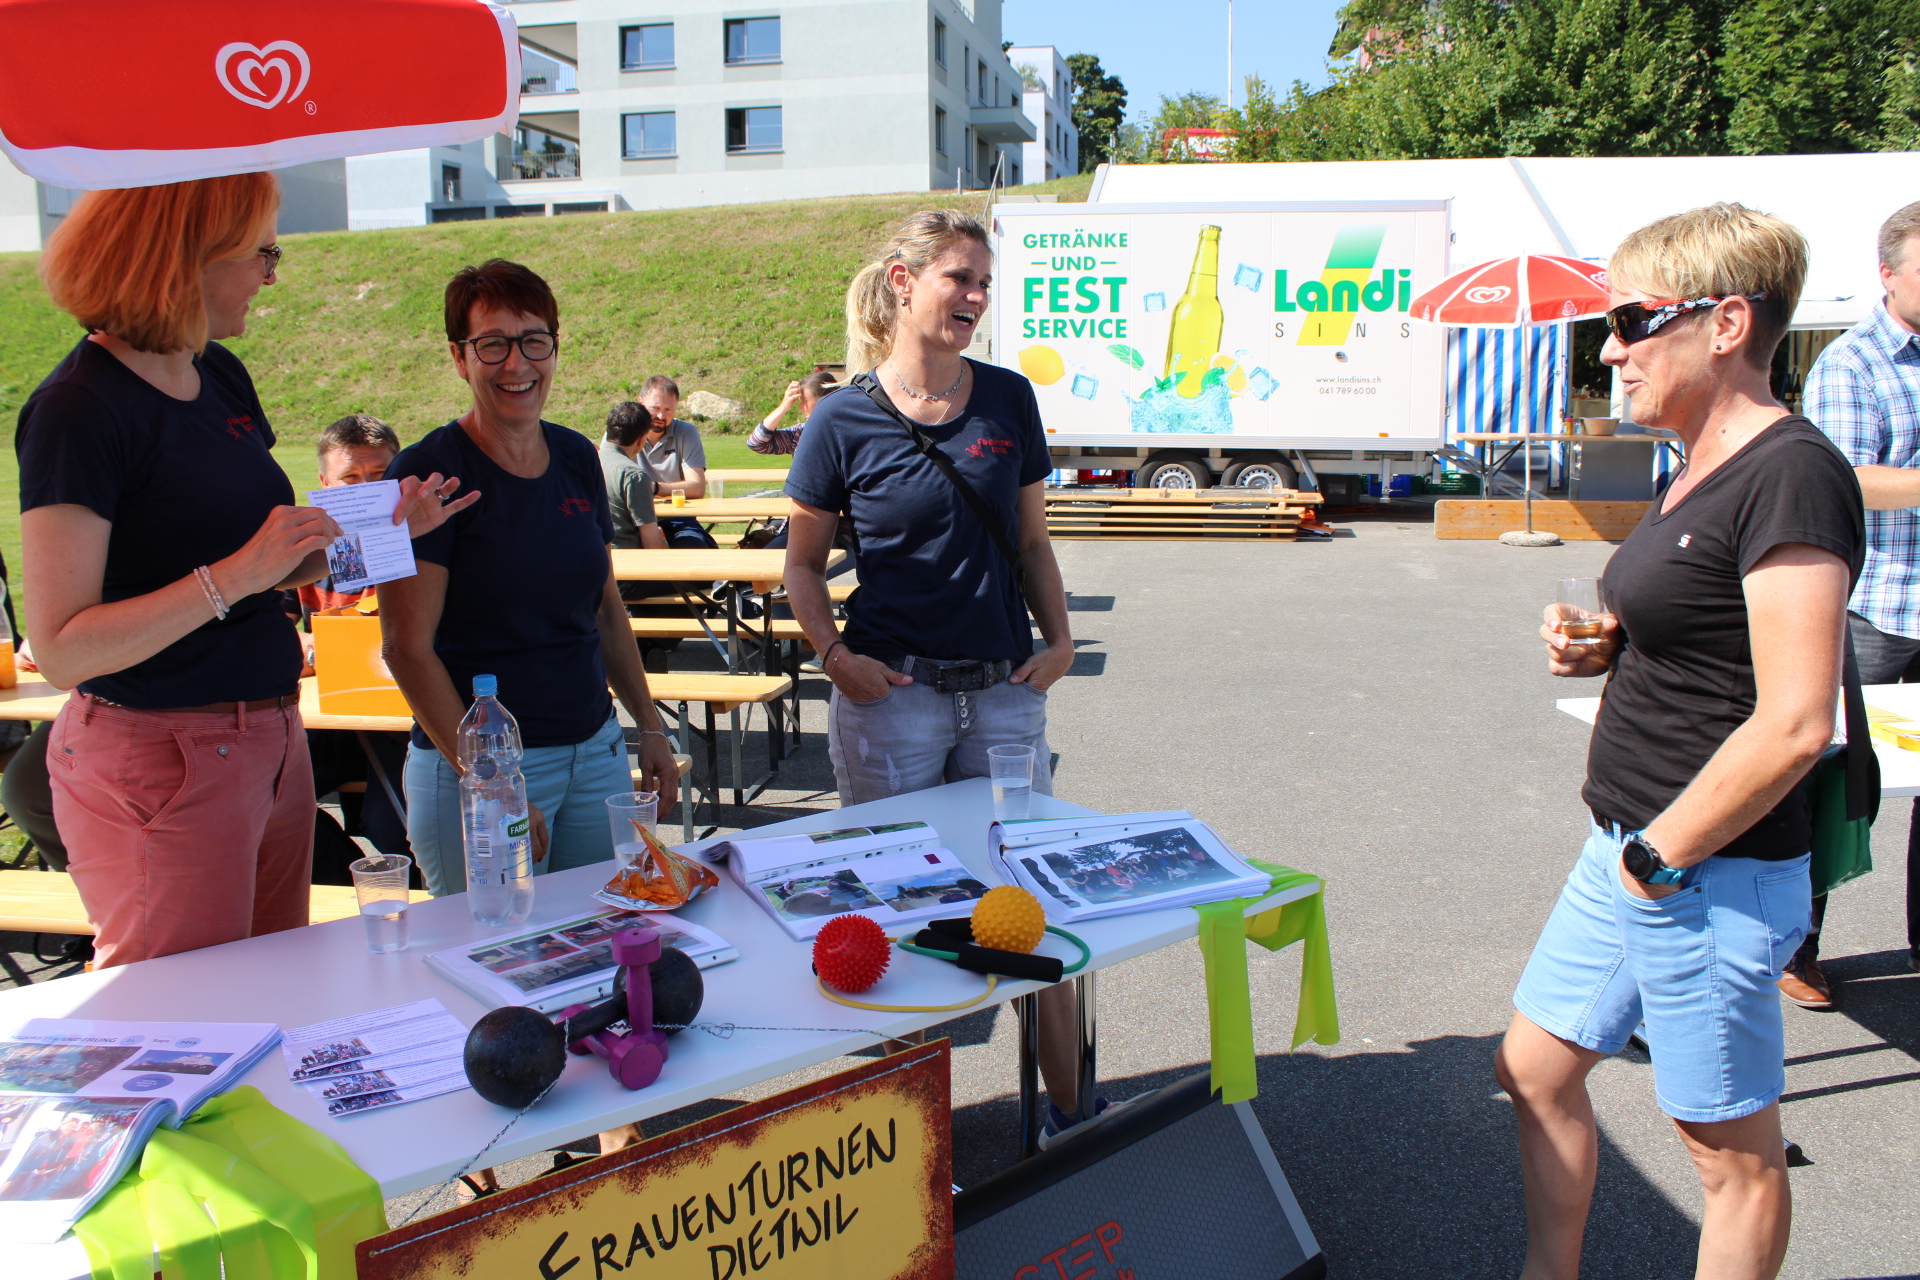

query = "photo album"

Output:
[[701, 821, 991, 940], [0, 1018, 281, 1242], [429, 906, 738, 1014], [989, 811, 1271, 923]]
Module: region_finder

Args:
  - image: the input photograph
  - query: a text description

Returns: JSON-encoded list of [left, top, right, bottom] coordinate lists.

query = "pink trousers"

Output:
[[49, 692, 314, 969]]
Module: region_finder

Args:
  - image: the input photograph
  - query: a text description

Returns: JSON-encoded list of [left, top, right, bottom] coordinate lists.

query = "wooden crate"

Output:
[[1045, 487, 1322, 541], [1433, 499, 1650, 541]]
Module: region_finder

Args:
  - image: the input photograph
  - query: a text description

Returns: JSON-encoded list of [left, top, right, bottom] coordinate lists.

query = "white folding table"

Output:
[[11, 777, 1319, 1277], [1558, 685, 1920, 797]]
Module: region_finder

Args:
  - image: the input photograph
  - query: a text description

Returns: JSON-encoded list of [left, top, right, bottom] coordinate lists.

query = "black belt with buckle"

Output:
[[898, 658, 1012, 694]]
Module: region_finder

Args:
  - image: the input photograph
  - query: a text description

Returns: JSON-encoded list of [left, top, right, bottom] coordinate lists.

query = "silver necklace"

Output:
[[892, 363, 964, 402]]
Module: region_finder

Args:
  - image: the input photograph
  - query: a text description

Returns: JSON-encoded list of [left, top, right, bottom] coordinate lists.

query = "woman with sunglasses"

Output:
[[381, 259, 680, 899], [1497, 205, 1863, 1279], [15, 176, 465, 968]]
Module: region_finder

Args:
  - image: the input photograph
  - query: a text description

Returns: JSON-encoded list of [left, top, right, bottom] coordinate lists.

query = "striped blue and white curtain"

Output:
[[1447, 326, 1570, 487]]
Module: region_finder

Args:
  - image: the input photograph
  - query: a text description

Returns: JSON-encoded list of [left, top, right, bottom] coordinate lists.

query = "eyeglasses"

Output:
[[458, 332, 559, 364], [258, 245, 282, 275], [1604, 293, 1767, 344]]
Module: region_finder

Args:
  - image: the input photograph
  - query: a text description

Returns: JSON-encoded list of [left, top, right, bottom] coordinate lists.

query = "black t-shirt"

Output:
[[1584, 416, 1865, 859], [391, 421, 616, 749], [16, 338, 300, 707], [785, 361, 1049, 662]]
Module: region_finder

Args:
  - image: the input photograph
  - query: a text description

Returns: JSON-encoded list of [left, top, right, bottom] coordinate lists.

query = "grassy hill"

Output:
[[0, 172, 1094, 596]]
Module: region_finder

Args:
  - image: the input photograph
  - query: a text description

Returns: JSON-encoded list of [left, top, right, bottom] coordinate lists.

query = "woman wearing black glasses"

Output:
[[1497, 206, 1863, 1279], [381, 259, 679, 899]]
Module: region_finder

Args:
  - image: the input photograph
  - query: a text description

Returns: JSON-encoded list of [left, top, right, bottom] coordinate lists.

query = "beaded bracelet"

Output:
[[194, 566, 229, 621]]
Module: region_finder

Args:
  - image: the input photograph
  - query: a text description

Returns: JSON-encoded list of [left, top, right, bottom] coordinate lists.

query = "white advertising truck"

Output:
[[989, 200, 1452, 493]]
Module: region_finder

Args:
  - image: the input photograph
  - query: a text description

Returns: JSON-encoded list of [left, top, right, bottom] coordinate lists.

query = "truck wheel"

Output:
[[1221, 456, 1298, 491], [1136, 457, 1212, 490]]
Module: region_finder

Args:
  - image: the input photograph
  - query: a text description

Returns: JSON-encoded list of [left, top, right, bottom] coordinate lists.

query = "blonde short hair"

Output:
[[1610, 202, 1805, 369], [40, 173, 280, 355]]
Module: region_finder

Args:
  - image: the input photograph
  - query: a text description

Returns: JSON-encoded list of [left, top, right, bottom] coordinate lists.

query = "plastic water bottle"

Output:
[[458, 674, 534, 926]]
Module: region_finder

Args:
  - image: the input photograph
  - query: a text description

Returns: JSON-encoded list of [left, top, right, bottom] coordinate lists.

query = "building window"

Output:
[[977, 60, 987, 104], [935, 106, 947, 156], [933, 18, 946, 67], [623, 111, 677, 158], [726, 106, 783, 152], [621, 24, 674, 70], [725, 17, 780, 65], [441, 164, 461, 202]]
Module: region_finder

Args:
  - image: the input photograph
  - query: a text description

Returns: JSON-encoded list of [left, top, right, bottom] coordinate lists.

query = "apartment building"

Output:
[[1007, 45, 1078, 183], [382, 0, 1039, 224]]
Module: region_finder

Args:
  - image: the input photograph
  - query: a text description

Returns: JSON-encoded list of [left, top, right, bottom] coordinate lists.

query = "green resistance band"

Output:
[[897, 924, 1091, 975]]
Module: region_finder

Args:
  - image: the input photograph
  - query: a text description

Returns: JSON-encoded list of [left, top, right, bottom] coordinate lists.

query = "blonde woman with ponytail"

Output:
[[784, 212, 1098, 1144]]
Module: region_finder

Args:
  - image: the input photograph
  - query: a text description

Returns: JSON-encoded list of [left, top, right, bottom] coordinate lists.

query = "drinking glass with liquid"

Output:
[[1555, 577, 1607, 646], [351, 854, 412, 954], [608, 792, 659, 870], [988, 744, 1036, 820]]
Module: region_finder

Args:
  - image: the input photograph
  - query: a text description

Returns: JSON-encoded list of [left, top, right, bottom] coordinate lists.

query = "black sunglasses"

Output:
[[458, 332, 558, 364], [1605, 293, 1767, 344]]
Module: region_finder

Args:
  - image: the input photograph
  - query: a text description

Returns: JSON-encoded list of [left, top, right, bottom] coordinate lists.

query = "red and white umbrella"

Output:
[[0, 0, 520, 190], [1409, 255, 1611, 327]]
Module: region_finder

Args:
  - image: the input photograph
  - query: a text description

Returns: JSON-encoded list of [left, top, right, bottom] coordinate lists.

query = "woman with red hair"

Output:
[[16, 173, 471, 967]]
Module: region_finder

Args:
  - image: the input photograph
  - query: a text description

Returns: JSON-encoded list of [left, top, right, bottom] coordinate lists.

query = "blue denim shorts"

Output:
[[1513, 821, 1811, 1123]]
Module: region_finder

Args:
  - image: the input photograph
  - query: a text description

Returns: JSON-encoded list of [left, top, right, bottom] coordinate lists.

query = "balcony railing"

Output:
[[509, 146, 580, 180]]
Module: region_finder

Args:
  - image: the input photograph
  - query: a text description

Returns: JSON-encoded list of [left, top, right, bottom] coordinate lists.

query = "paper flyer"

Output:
[[307, 479, 416, 592], [281, 1000, 464, 1082]]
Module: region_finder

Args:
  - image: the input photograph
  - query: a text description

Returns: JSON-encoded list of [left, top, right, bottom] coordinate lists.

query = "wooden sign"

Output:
[[358, 1041, 953, 1280]]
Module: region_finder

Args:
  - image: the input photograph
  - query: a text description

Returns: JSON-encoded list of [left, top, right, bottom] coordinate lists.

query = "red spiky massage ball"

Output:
[[813, 915, 891, 993]]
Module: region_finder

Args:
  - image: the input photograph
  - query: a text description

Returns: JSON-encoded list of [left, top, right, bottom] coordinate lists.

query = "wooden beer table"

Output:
[[703, 467, 789, 496]]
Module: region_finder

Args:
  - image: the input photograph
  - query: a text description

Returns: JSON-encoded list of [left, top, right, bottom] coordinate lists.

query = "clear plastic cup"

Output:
[[350, 854, 412, 954], [609, 792, 659, 871], [987, 745, 1035, 820]]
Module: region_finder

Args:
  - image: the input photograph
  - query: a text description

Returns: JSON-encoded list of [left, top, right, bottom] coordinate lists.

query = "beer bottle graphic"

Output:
[[1163, 224, 1224, 399]]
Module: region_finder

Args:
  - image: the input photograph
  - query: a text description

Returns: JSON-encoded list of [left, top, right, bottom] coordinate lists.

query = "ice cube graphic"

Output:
[[1142, 292, 1167, 312], [1071, 374, 1100, 400], [1233, 264, 1263, 291], [1247, 367, 1278, 400]]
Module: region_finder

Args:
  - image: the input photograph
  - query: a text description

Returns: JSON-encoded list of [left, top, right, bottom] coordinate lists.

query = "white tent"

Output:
[[1092, 153, 1920, 330]]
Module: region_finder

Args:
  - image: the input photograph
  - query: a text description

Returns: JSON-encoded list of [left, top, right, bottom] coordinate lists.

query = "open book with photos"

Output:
[[703, 821, 992, 940], [988, 811, 1271, 923], [0, 1019, 280, 1242], [428, 906, 738, 1014]]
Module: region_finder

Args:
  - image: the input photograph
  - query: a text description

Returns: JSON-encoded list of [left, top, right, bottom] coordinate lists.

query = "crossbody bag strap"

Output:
[[853, 371, 1028, 594], [1843, 626, 1879, 824]]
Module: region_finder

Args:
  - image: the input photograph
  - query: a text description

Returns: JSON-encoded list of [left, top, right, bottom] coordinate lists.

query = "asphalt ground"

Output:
[[8, 508, 1919, 1276]]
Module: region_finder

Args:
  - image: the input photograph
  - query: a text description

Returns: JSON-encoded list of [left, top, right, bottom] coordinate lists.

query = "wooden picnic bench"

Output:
[[0, 871, 432, 937], [1044, 487, 1323, 541]]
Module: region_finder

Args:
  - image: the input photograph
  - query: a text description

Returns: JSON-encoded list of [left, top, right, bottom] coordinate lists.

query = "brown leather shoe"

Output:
[[1778, 956, 1833, 1009]]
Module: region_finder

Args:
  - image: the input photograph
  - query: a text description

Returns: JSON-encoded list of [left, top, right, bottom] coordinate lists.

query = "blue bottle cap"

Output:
[[472, 674, 497, 697]]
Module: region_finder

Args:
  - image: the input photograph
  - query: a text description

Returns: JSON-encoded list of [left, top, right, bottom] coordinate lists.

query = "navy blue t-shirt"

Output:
[[786, 361, 1047, 662], [16, 338, 300, 707], [392, 421, 616, 748]]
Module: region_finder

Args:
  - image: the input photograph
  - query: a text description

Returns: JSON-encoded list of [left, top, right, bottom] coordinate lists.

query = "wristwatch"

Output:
[[1623, 834, 1685, 886]]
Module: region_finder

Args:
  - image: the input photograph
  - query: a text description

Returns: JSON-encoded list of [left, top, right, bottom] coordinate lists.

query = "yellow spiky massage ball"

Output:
[[972, 886, 1046, 954]]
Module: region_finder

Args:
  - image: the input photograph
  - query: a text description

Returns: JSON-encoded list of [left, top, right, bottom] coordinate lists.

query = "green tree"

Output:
[[1211, 0, 1919, 162], [1065, 52, 1128, 170]]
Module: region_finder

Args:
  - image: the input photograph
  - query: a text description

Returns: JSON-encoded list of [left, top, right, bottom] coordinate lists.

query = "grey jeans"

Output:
[[827, 656, 1055, 805]]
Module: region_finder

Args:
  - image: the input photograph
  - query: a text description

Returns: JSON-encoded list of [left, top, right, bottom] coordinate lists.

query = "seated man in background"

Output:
[[603, 402, 681, 668], [298, 414, 411, 880], [636, 375, 718, 550]]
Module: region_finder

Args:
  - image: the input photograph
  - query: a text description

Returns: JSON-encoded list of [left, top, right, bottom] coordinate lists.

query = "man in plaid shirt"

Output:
[[1799, 200, 1920, 1008]]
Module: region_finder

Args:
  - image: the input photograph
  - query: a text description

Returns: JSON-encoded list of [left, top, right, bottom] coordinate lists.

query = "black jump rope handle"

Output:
[[912, 925, 1065, 984]]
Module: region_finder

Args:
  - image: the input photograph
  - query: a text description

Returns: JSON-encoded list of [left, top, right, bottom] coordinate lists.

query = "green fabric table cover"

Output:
[[72, 1086, 387, 1280], [1195, 859, 1339, 1103]]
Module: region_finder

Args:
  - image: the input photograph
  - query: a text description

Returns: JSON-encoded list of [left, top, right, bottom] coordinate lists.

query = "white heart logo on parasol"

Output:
[[1463, 285, 1512, 304], [215, 41, 311, 110]]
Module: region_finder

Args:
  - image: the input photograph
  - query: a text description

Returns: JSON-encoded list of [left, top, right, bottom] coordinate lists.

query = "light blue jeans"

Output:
[[827, 656, 1054, 804], [1514, 820, 1812, 1122], [404, 712, 631, 897]]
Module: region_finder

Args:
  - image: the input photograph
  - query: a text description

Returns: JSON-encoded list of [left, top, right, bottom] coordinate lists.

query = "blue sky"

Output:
[[1004, 0, 1348, 126]]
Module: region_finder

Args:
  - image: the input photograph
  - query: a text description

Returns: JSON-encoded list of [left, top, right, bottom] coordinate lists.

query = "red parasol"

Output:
[[1409, 255, 1611, 327], [0, 0, 520, 189]]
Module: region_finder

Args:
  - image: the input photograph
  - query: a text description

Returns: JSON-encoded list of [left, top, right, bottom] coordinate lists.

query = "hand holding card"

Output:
[[306, 480, 419, 592]]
